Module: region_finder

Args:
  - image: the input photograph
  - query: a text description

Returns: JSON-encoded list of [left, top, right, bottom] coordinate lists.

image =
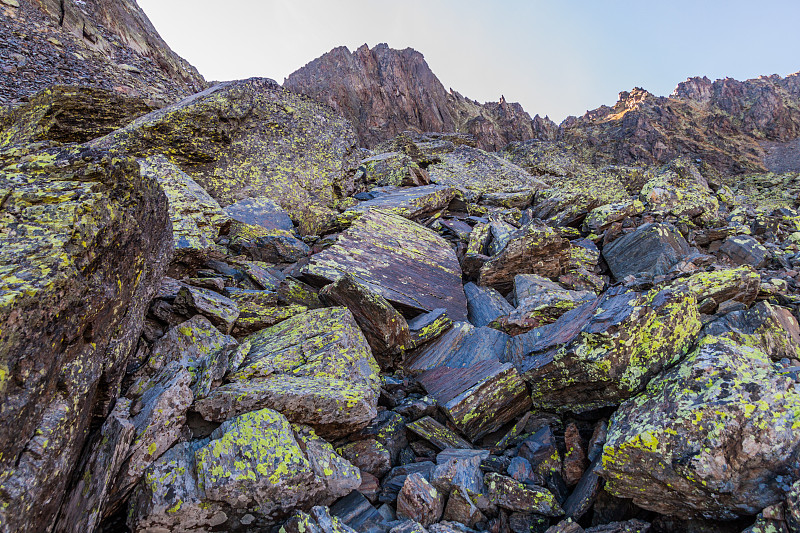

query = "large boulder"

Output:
[[195, 307, 381, 438], [601, 336, 800, 519], [639, 158, 719, 222], [128, 408, 360, 531], [602, 223, 690, 280], [94, 78, 360, 234], [303, 209, 468, 321], [0, 144, 171, 532], [508, 284, 701, 413]]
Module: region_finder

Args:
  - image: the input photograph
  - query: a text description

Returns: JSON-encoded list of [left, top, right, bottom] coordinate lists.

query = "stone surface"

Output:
[[682, 266, 761, 311], [397, 473, 445, 527], [407, 417, 474, 450], [174, 285, 240, 334], [346, 185, 456, 221], [195, 307, 381, 438], [464, 282, 515, 327], [510, 284, 701, 412], [95, 78, 360, 234], [603, 223, 691, 280], [338, 439, 392, 479], [479, 223, 570, 292], [719, 235, 770, 268], [418, 359, 532, 440], [320, 274, 411, 368], [303, 209, 467, 320], [0, 144, 171, 533], [128, 408, 360, 530], [601, 336, 800, 519], [485, 472, 563, 516], [406, 323, 508, 372]]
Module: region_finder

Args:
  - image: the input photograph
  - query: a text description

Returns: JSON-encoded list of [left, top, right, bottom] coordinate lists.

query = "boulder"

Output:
[[337, 439, 392, 479], [464, 282, 514, 327], [0, 144, 171, 532], [484, 472, 563, 516], [602, 223, 690, 280], [224, 197, 295, 233], [128, 408, 360, 530], [478, 223, 571, 292], [358, 151, 429, 187], [601, 336, 800, 519], [303, 209, 467, 320], [227, 289, 307, 338], [682, 266, 761, 311], [397, 473, 445, 527], [320, 274, 411, 368], [509, 284, 701, 413], [719, 235, 770, 268], [174, 285, 240, 334], [639, 159, 719, 222], [584, 199, 645, 233], [346, 185, 456, 221], [139, 155, 230, 269], [405, 323, 508, 372], [94, 78, 360, 234], [195, 307, 381, 438]]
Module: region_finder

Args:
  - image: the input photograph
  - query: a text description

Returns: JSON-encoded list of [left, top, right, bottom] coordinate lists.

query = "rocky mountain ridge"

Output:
[[1, 2, 800, 533]]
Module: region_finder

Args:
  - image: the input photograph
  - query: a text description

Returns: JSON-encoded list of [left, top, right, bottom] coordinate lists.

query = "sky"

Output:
[[137, 0, 800, 123]]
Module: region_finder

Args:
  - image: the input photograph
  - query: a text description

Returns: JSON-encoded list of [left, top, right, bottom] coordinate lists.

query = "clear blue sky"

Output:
[[138, 0, 800, 122]]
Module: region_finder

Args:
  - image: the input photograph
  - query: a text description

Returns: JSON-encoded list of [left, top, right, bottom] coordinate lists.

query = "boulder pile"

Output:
[[1, 80, 800, 533]]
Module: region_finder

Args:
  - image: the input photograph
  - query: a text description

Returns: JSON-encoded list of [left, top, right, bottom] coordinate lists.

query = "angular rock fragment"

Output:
[[96, 78, 361, 234], [303, 209, 468, 320], [407, 417, 474, 450], [330, 491, 388, 533], [602, 223, 690, 280], [512, 284, 701, 412], [563, 423, 589, 487], [702, 301, 800, 360], [719, 235, 770, 268], [418, 359, 531, 440], [406, 309, 454, 350], [479, 223, 571, 292], [338, 439, 392, 478], [174, 285, 240, 334], [397, 473, 445, 527], [640, 159, 719, 222], [485, 472, 563, 516], [224, 196, 296, 233], [227, 289, 307, 337], [464, 282, 514, 327], [320, 274, 411, 368], [358, 151, 429, 187], [562, 457, 602, 520], [601, 337, 800, 519], [347, 185, 456, 220], [682, 265, 761, 311], [227, 221, 311, 263], [406, 322, 508, 372], [0, 144, 171, 532], [584, 199, 645, 233], [380, 462, 436, 504], [140, 155, 230, 267], [195, 307, 380, 437]]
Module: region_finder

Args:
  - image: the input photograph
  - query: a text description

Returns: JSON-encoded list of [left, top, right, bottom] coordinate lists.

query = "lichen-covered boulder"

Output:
[[0, 86, 153, 147], [303, 209, 468, 321], [510, 284, 701, 413], [94, 78, 360, 234], [358, 151, 430, 187], [584, 199, 645, 233], [195, 307, 381, 438], [682, 265, 761, 312], [0, 143, 171, 532], [128, 408, 360, 531], [640, 158, 719, 222], [602, 223, 690, 280], [345, 185, 456, 222], [139, 155, 230, 268], [601, 336, 800, 519]]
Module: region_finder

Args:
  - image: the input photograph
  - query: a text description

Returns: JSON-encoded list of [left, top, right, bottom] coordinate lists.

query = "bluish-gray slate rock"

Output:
[[380, 462, 437, 504], [224, 196, 296, 233], [418, 359, 531, 441], [346, 185, 456, 221], [488, 220, 516, 256], [330, 491, 389, 533], [509, 284, 701, 413], [174, 285, 240, 334], [406, 309, 453, 350], [602, 223, 690, 280], [601, 336, 800, 520], [464, 282, 514, 327], [562, 457, 602, 520], [405, 323, 508, 372], [303, 209, 468, 321], [719, 234, 769, 268]]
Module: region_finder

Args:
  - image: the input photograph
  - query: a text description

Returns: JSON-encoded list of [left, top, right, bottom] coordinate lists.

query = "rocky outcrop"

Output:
[[284, 43, 548, 151], [0, 0, 205, 105], [0, 143, 171, 532]]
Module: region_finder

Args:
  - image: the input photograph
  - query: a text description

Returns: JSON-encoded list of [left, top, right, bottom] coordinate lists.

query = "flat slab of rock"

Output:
[[346, 185, 456, 221], [405, 323, 508, 372], [418, 359, 531, 440], [195, 307, 381, 437], [719, 234, 769, 268], [407, 417, 474, 450], [224, 196, 296, 233], [602, 336, 800, 519], [510, 284, 701, 413], [603, 223, 690, 280], [485, 472, 563, 516], [464, 282, 514, 327], [303, 209, 467, 320]]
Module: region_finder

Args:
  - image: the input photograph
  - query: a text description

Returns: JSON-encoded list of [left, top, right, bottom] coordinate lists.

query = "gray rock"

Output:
[[174, 285, 240, 334], [603, 223, 690, 280], [397, 473, 445, 527], [719, 235, 770, 268], [485, 472, 563, 516], [464, 282, 514, 327]]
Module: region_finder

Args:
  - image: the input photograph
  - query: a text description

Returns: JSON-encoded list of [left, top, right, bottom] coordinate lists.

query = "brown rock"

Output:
[[563, 423, 589, 487], [397, 473, 445, 527]]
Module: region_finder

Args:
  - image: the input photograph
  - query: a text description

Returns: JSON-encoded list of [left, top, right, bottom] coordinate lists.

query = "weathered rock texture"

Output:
[[0, 144, 171, 532], [284, 43, 552, 151], [0, 0, 205, 105]]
